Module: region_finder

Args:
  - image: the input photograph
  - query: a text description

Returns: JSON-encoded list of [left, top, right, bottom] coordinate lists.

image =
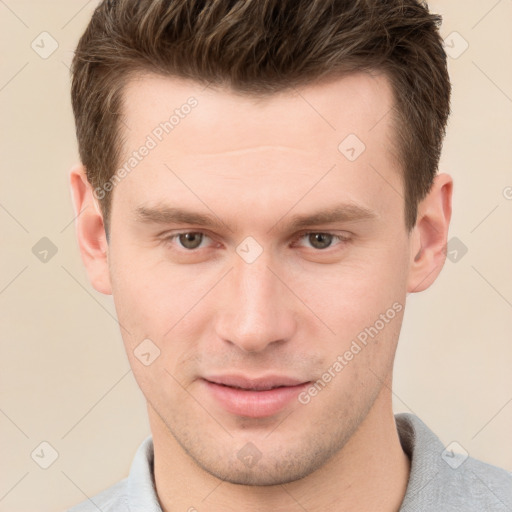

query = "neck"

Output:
[[150, 387, 410, 512]]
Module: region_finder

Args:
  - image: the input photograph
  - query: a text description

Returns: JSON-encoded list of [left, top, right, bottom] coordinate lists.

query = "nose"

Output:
[[213, 250, 297, 353]]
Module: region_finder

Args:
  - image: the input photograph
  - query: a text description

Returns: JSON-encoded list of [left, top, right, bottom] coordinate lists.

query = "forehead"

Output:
[[119, 71, 396, 156], [112, 71, 402, 229]]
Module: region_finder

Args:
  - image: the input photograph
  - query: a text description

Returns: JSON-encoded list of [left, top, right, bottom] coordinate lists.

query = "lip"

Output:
[[201, 375, 311, 418], [204, 374, 308, 390]]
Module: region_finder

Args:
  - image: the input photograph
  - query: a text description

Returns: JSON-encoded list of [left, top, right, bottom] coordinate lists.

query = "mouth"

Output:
[[201, 375, 311, 418], [204, 374, 308, 390], [214, 383, 289, 391]]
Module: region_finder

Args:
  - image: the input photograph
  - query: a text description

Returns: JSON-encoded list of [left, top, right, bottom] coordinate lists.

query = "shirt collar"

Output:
[[127, 434, 163, 511]]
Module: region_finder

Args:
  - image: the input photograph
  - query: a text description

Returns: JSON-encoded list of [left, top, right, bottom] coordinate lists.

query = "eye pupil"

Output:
[[179, 232, 203, 249], [309, 233, 332, 249]]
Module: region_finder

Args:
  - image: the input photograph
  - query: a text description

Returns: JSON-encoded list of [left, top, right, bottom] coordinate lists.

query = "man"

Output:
[[66, 0, 512, 510]]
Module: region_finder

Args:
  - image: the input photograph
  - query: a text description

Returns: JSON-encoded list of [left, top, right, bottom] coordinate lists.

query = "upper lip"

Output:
[[203, 375, 309, 391]]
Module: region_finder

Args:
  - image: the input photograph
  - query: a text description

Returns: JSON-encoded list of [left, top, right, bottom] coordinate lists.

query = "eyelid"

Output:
[[161, 230, 216, 250], [290, 230, 351, 249], [161, 229, 351, 251]]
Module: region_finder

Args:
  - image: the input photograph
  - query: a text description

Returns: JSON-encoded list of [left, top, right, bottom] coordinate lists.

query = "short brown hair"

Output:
[[71, 0, 451, 235]]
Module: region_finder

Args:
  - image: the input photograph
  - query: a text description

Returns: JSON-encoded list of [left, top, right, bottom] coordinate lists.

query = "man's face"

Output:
[[107, 72, 413, 484]]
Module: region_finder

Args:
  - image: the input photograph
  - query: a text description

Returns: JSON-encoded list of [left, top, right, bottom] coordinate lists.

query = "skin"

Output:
[[70, 71, 452, 511]]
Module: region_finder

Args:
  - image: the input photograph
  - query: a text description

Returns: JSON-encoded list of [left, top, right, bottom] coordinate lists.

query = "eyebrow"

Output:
[[134, 203, 378, 232]]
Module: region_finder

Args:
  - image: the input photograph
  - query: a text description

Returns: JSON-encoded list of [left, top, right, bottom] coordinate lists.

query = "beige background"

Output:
[[1, 1, 511, 511]]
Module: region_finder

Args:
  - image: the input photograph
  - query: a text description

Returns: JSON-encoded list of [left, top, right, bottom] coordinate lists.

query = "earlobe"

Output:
[[406, 173, 453, 293], [69, 163, 112, 295]]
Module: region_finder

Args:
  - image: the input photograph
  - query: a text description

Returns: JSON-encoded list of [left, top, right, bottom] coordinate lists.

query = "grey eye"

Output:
[[178, 232, 204, 249], [308, 233, 333, 250]]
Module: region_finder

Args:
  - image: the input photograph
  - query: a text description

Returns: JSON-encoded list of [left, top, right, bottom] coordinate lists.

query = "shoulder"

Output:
[[396, 413, 512, 511], [65, 477, 130, 512], [452, 456, 512, 509], [423, 454, 512, 511]]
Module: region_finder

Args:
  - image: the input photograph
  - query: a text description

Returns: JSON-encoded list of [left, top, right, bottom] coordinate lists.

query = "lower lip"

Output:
[[202, 379, 310, 418]]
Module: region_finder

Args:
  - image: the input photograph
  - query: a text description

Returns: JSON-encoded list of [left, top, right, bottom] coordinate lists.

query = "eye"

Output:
[[293, 231, 350, 250], [161, 230, 350, 253], [164, 231, 212, 250]]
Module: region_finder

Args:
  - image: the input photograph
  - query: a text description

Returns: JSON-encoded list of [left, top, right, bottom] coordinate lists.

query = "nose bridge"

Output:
[[236, 250, 275, 311], [214, 246, 296, 352]]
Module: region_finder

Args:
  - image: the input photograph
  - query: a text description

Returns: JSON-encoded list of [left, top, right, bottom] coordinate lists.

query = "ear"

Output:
[[406, 172, 453, 293], [69, 163, 112, 295]]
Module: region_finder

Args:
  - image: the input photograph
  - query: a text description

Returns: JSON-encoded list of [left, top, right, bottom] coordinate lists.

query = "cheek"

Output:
[[108, 247, 218, 370], [110, 244, 188, 318], [290, 242, 408, 332]]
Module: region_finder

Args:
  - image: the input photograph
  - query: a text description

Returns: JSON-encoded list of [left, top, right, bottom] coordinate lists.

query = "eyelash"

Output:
[[161, 230, 351, 251]]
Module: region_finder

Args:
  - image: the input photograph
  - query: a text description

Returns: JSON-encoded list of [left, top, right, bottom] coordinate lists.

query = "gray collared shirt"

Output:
[[66, 413, 512, 511]]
